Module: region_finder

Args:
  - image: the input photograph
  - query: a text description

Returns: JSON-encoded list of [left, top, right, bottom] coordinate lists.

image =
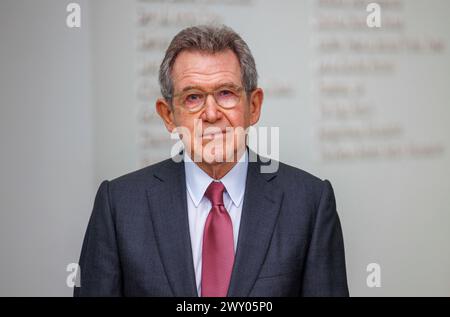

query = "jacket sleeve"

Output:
[[74, 180, 123, 296], [300, 180, 349, 296]]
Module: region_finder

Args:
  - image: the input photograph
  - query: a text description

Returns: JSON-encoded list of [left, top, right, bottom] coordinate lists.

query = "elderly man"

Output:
[[74, 25, 349, 297]]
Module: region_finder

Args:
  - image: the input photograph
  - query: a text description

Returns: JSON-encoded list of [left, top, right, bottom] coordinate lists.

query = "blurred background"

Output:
[[0, 0, 449, 296]]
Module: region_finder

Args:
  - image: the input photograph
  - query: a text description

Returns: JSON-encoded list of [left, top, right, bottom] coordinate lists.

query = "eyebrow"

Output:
[[180, 82, 239, 92]]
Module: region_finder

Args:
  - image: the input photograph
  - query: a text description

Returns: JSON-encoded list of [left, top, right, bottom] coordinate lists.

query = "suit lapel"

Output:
[[146, 158, 198, 297], [145, 151, 283, 297], [227, 153, 283, 297]]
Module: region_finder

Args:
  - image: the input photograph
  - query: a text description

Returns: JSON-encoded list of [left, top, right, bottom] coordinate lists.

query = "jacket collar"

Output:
[[147, 148, 283, 296]]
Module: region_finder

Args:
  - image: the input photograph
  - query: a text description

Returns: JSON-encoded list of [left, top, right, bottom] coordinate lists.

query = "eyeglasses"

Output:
[[171, 85, 244, 113]]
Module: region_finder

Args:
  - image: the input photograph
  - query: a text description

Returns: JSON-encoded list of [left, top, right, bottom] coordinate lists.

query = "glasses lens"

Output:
[[215, 88, 240, 108], [182, 91, 204, 110]]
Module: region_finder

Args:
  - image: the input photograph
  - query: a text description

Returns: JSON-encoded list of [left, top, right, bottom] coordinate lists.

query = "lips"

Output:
[[201, 129, 227, 139]]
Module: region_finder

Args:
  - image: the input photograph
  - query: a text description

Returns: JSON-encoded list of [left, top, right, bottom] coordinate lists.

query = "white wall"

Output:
[[0, 0, 94, 296], [0, 0, 449, 296]]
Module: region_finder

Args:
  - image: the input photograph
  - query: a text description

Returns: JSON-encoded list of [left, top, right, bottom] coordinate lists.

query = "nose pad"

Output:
[[204, 93, 219, 109], [202, 94, 221, 122]]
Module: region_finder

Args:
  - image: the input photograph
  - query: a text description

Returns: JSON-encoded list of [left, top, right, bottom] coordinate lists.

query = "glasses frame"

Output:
[[170, 85, 245, 113]]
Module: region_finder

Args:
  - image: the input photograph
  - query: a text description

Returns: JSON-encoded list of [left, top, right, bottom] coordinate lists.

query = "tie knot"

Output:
[[205, 181, 225, 206]]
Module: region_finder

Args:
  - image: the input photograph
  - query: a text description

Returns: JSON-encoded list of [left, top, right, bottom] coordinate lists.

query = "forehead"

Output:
[[171, 49, 242, 91]]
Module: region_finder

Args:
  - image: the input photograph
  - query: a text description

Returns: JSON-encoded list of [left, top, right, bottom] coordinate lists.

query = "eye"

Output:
[[218, 89, 235, 97], [185, 94, 203, 104]]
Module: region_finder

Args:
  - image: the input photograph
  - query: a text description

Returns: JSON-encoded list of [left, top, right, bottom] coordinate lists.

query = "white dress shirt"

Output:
[[183, 150, 248, 296]]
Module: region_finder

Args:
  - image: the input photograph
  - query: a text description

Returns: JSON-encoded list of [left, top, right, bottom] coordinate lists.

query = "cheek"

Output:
[[174, 116, 204, 144], [225, 107, 249, 128], [173, 112, 193, 130]]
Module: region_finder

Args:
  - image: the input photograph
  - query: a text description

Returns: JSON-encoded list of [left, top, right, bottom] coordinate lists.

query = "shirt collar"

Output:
[[184, 149, 248, 208]]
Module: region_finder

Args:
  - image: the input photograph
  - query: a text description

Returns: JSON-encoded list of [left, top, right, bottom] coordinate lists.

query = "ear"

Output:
[[156, 98, 176, 132], [248, 88, 264, 126]]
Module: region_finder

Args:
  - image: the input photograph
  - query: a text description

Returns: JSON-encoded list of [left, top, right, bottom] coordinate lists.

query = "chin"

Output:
[[195, 142, 232, 163]]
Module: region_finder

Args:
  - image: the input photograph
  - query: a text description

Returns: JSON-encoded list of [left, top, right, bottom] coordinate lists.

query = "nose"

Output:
[[201, 94, 223, 123]]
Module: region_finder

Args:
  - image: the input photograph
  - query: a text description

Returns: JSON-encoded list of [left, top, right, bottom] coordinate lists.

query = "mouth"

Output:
[[201, 130, 227, 140]]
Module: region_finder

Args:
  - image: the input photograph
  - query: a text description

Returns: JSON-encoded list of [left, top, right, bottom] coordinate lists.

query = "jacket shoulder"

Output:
[[277, 161, 324, 186], [104, 157, 179, 193], [256, 153, 326, 188], [262, 158, 332, 205]]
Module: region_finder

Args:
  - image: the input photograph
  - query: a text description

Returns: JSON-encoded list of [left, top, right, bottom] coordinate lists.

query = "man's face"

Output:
[[157, 49, 263, 164]]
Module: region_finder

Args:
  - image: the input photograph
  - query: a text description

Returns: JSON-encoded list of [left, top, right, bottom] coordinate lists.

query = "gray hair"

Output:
[[158, 25, 258, 103]]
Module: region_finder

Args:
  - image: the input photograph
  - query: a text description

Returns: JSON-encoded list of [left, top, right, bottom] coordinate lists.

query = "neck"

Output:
[[190, 147, 246, 180], [197, 160, 237, 180]]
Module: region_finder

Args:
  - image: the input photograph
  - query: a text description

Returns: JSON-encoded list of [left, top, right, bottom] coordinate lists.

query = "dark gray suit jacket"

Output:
[[74, 152, 349, 297]]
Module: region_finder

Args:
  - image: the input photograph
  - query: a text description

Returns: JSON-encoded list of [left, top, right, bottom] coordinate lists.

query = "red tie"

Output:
[[201, 181, 235, 297]]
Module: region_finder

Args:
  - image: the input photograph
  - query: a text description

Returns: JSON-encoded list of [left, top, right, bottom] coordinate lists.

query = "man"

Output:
[[74, 25, 349, 297]]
